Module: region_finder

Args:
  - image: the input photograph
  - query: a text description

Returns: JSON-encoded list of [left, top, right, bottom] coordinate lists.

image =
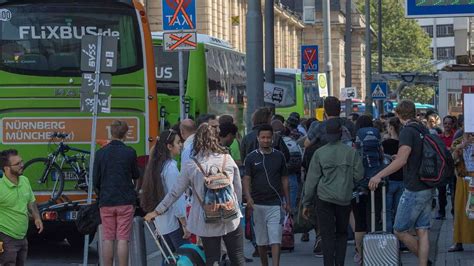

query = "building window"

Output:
[[437, 47, 455, 60], [421, 25, 433, 38], [430, 48, 434, 59], [436, 24, 454, 37]]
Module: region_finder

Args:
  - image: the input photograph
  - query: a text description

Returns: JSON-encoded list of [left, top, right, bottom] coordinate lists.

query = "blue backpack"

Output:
[[355, 127, 384, 170]]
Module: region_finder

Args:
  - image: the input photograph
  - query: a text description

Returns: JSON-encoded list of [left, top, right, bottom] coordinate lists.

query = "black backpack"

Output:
[[75, 203, 101, 235], [408, 124, 455, 188]]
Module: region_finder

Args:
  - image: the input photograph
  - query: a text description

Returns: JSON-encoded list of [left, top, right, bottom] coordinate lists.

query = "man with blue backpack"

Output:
[[352, 115, 385, 263], [369, 100, 454, 266]]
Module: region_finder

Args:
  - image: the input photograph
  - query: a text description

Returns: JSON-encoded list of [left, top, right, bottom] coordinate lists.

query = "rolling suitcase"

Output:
[[145, 221, 206, 266], [362, 183, 400, 266]]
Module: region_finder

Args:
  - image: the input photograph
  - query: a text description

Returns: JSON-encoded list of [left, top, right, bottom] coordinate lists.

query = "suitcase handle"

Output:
[[145, 221, 178, 264], [370, 180, 387, 233]]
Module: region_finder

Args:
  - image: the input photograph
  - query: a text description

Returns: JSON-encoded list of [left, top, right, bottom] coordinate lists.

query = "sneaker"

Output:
[[314, 250, 323, 258], [435, 213, 446, 220], [301, 232, 309, 242], [313, 238, 322, 254], [353, 251, 362, 265], [252, 248, 259, 258], [244, 257, 253, 263], [448, 243, 464, 252], [400, 246, 410, 253]]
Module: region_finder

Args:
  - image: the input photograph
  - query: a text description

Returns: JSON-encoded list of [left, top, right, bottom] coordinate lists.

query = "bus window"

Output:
[[153, 45, 189, 95], [0, 3, 143, 76], [274, 74, 297, 107]]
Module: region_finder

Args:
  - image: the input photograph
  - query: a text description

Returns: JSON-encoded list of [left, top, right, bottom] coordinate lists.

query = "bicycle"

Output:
[[23, 132, 90, 202]]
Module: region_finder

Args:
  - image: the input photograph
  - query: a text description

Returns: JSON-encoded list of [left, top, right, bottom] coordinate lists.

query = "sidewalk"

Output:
[[146, 201, 474, 266], [435, 215, 474, 266]]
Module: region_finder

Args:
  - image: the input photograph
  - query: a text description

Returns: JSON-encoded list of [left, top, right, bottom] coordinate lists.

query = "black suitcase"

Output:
[[362, 183, 400, 266]]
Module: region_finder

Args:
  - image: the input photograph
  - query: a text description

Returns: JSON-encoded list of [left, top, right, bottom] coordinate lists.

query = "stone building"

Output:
[[142, 0, 369, 98]]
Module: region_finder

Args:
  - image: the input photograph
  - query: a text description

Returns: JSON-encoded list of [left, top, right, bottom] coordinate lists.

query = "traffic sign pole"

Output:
[[82, 34, 102, 266], [179, 50, 186, 121]]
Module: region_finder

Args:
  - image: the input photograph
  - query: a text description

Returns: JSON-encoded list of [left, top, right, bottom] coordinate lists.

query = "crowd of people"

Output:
[[1, 96, 474, 266]]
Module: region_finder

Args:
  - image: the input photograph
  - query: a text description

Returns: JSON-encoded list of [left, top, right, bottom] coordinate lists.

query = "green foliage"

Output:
[[400, 86, 435, 104], [357, 0, 435, 103], [357, 0, 434, 73]]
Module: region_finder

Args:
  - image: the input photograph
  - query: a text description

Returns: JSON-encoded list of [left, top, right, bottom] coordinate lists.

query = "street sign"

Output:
[[80, 93, 111, 113], [162, 0, 196, 31], [80, 73, 112, 95], [80, 35, 118, 73], [318, 73, 328, 97], [301, 45, 318, 73], [264, 82, 287, 105], [371, 82, 387, 100], [384, 101, 394, 113], [302, 72, 316, 82], [406, 0, 474, 18], [340, 87, 357, 100], [163, 31, 197, 51]]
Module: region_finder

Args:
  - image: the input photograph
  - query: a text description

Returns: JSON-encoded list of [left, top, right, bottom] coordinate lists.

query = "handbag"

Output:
[[293, 189, 316, 234]]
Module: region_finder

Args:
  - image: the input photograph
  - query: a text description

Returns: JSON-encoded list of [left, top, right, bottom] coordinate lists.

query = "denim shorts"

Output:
[[393, 189, 433, 232]]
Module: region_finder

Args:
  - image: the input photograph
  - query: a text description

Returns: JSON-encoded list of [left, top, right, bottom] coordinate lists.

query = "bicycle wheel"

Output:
[[23, 158, 65, 202]]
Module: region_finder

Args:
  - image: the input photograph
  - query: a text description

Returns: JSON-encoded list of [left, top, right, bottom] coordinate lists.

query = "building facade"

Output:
[[417, 17, 469, 70], [143, 0, 369, 98]]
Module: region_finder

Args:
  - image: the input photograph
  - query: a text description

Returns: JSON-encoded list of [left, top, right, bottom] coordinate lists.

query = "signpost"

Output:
[[162, 0, 197, 121], [264, 82, 287, 105], [371, 82, 388, 100], [81, 34, 117, 266], [384, 100, 394, 113], [301, 45, 319, 81], [318, 73, 329, 97], [406, 0, 474, 18], [340, 87, 357, 101], [163, 31, 197, 51], [301, 45, 319, 117]]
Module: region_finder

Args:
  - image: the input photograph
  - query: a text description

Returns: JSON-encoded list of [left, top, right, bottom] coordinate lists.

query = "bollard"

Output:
[[129, 216, 147, 266], [97, 216, 147, 266], [97, 224, 105, 266]]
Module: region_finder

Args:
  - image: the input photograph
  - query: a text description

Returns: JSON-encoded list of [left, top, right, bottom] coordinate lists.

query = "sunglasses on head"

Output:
[[165, 129, 176, 142]]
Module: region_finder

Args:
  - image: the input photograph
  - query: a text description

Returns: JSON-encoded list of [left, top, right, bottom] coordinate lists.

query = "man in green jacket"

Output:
[[302, 119, 363, 266]]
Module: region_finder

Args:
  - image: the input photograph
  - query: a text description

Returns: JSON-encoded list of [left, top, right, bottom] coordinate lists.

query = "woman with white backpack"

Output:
[[144, 123, 244, 266]]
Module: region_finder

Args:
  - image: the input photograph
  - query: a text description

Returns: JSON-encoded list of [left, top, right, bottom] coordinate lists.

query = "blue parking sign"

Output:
[[162, 0, 196, 31], [301, 45, 318, 73]]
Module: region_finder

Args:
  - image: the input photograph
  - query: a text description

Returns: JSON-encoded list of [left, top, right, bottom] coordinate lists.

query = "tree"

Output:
[[401, 85, 435, 104], [357, 0, 436, 103]]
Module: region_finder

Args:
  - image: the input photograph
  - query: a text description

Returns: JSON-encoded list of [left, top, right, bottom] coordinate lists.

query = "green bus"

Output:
[[0, 0, 158, 245], [152, 32, 307, 131]]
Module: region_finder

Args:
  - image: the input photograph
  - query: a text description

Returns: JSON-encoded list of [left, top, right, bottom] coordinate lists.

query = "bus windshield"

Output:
[[275, 73, 296, 107], [0, 3, 142, 76]]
